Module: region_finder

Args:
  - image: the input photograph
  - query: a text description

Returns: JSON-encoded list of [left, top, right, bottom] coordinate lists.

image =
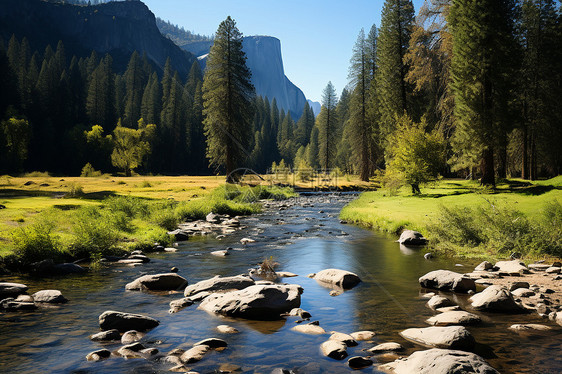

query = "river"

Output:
[[0, 193, 560, 373]]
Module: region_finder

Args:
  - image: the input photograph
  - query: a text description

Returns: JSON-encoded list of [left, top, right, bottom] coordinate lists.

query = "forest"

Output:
[[0, 0, 561, 186]]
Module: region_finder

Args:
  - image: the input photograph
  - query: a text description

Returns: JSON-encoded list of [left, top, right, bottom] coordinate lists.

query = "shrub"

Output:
[[69, 206, 118, 259], [11, 223, 62, 264], [66, 183, 84, 198], [105, 196, 150, 218], [80, 163, 102, 177]]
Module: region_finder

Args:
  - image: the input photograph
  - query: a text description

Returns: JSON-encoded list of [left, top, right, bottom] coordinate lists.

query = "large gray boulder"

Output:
[[494, 260, 529, 275], [98, 310, 159, 332], [399, 326, 475, 351], [312, 269, 361, 289], [199, 284, 302, 320], [419, 270, 476, 293], [32, 290, 67, 303], [125, 273, 187, 291], [426, 311, 482, 326], [0, 282, 28, 298], [469, 285, 528, 313], [184, 275, 255, 297], [379, 348, 499, 374], [398, 230, 428, 245]]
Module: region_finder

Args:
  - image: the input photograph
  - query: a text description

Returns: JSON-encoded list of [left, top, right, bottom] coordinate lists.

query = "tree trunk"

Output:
[[497, 140, 507, 179], [530, 132, 537, 180], [411, 183, 421, 194], [480, 148, 495, 187]]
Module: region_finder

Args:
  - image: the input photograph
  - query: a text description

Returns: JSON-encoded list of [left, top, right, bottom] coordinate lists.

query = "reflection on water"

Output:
[[1, 194, 561, 373]]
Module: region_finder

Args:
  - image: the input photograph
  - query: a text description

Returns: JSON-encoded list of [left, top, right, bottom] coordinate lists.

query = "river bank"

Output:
[[1, 193, 562, 373]]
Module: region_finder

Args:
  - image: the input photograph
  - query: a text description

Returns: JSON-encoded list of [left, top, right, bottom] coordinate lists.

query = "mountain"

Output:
[[307, 99, 321, 117], [182, 36, 308, 120], [0, 0, 195, 76]]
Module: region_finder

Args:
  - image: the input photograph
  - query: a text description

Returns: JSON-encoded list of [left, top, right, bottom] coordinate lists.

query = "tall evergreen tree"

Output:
[[141, 71, 161, 126], [123, 51, 146, 128], [449, 0, 518, 185], [86, 54, 114, 128], [202, 16, 255, 182], [317, 82, 338, 171]]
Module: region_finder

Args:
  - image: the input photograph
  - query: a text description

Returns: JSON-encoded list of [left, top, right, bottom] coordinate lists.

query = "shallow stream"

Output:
[[0, 193, 560, 373]]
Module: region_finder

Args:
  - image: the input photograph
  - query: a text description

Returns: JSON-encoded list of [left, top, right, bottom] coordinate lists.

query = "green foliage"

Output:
[[80, 162, 102, 177], [0, 117, 31, 172], [111, 118, 155, 176], [386, 115, 446, 193], [69, 206, 118, 258], [317, 82, 339, 171], [11, 222, 62, 264]]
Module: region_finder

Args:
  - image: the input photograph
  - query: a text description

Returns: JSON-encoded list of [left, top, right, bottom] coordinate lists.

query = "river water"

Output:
[[0, 194, 561, 373]]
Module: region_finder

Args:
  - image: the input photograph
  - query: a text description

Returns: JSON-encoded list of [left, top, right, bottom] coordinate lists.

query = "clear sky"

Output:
[[142, 0, 424, 103]]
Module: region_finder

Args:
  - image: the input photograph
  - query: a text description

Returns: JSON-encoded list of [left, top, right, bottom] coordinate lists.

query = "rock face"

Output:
[[379, 348, 499, 374], [184, 36, 308, 119], [398, 230, 428, 245], [400, 326, 475, 350], [199, 284, 302, 320], [125, 273, 188, 291], [419, 270, 476, 293], [469, 285, 528, 313], [32, 290, 67, 303], [184, 275, 255, 297], [0, 282, 28, 298], [313, 269, 361, 289], [0, 0, 195, 77], [98, 310, 159, 332], [426, 311, 482, 326]]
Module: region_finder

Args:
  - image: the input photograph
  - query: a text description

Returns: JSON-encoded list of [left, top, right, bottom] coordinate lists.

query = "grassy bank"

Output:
[[340, 177, 562, 261], [0, 175, 296, 269]]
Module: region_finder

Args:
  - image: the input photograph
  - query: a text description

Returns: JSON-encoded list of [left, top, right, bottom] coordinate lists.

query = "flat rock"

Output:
[[348, 356, 373, 369], [320, 340, 348, 360], [398, 229, 428, 245], [90, 329, 120, 342], [426, 311, 482, 326], [184, 275, 254, 297], [329, 332, 357, 346], [211, 250, 229, 256], [509, 323, 552, 331], [511, 288, 535, 298], [470, 285, 528, 313], [0, 282, 28, 298], [509, 281, 530, 291], [0, 298, 37, 311], [528, 263, 551, 271], [86, 349, 111, 361], [494, 260, 529, 275], [350, 331, 376, 341], [399, 326, 475, 350], [125, 273, 187, 291], [546, 266, 561, 274], [199, 284, 302, 319], [291, 323, 326, 335], [180, 345, 210, 364], [277, 271, 298, 278], [99, 310, 159, 332], [379, 348, 499, 374], [427, 295, 454, 310], [216, 325, 239, 334], [367, 342, 403, 353], [419, 270, 476, 293], [32, 290, 67, 303], [313, 268, 361, 289]]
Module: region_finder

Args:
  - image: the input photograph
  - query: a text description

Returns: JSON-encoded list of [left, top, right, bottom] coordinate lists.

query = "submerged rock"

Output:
[[99, 310, 159, 332], [367, 342, 403, 353], [426, 311, 482, 326], [419, 270, 476, 293], [90, 329, 120, 342], [350, 331, 376, 341], [199, 284, 302, 319], [0, 282, 28, 298], [216, 325, 239, 334], [184, 275, 255, 297], [0, 298, 37, 311], [125, 273, 188, 291], [379, 348, 499, 374], [399, 326, 475, 350], [509, 323, 552, 331], [292, 323, 327, 335]]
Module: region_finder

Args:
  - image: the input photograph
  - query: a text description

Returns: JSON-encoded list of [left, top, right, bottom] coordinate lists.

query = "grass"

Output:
[[0, 175, 296, 267], [340, 177, 562, 261]]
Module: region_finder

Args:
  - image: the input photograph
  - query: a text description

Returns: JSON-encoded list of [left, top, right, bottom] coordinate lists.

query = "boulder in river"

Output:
[[509, 324, 552, 332], [194, 338, 227, 349], [86, 349, 111, 361], [419, 270, 476, 293], [169, 297, 194, 313], [199, 284, 302, 320], [216, 325, 239, 334], [320, 340, 348, 360], [0, 297, 37, 311], [426, 311, 482, 326], [397, 230, 428, 245], [427, 295, 455, 310], [90, 329, 121, 342], [350, 331, 376, 341], [379, 348, 499, 374], [292, 323, 327, 335], [347, 356, 373, 369], [469, 285, 528, 313], [312, 269, 361, 289], [399, 326, 475, 351], [367, 342, 403, 353], [32, 290, 67, 303], [329, 332, 358, 346], [180, 345, 211, 364], [184, 275, 255, 297], [99, 310, 159, 332], [121, 330, 144, 344], [125, 273, 188, 291], [0, 282, 28, 298]]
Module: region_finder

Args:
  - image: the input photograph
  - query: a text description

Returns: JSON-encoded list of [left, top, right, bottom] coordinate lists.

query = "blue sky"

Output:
[[143, 0, 424, 103]]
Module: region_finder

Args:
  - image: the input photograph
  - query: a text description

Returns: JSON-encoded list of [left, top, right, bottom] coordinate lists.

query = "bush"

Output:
[[66, 183, 84, 198], [80, 163, 102, 177], [11, 223, 62, 264], [105, 196, 150, 218], [69, 206, 118, 259], [151, 209, 179, 231]]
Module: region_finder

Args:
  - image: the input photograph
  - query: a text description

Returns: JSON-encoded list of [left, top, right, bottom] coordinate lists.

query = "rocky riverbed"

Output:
[[1, 193, 561, 373]]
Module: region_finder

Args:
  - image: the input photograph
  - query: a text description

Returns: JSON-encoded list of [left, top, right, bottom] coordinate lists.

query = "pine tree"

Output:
[[449, 0, 518, 185], [202, 16, 255, 182], [375, 0, 415, 146], [86, 54, 114, 128], [307, 126, 320, 169], [123, 51, 147, 127], [317, 82, 338, 171], [141, 71, 161, 126]]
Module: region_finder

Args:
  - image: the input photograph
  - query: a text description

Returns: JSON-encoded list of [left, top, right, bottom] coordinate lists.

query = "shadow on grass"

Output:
[[0, 188, 117, 201], [513, 185, 561, 196]]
